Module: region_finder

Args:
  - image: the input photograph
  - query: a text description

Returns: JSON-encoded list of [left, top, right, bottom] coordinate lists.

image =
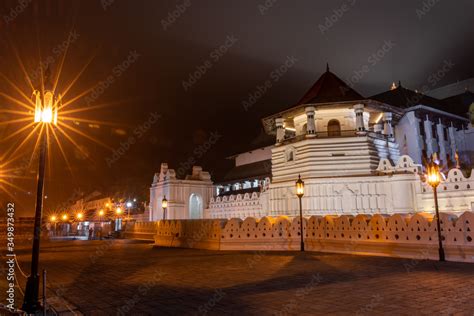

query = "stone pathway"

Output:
[[1, 240, 474, 315]]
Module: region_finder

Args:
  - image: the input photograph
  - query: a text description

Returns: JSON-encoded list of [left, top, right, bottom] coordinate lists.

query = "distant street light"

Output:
[[23, 81, 60, 313], [426, 159, 445, 262], [98, 209, 104, 217], [162, 196, 168, 220], [50, 215, 57, 238], [116, 207, 122, 215], [126, 201, 132, 220], [61, 214, 68, 221], [295, 175, 305, 252], [76, 213, 83, 220]]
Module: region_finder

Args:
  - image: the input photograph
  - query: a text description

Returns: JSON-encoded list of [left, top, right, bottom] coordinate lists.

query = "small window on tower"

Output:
[[287, 151, 294, 162], [285, 147, 296, 163]]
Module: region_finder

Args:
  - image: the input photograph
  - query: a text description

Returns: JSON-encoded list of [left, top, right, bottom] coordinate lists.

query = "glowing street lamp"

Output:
[[61, 214, 68, 221], [23, 78, 61, 313], [50, 215, 57, 222], [162, 196, 168, 220], [295, 175, 305, 252], [98, 209, 104, 217], [426, 160, 445, 262], [33, 90, 59, 125], [116, 207, 123, 215], [76, 213, 84, 220]]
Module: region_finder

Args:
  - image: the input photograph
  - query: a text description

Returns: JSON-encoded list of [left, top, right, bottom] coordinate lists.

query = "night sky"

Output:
[[0, 0, 473, 216]]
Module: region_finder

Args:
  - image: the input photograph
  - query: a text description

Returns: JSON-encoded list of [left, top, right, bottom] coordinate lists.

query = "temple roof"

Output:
[[296, 66, 365, 105], [219, 159, 271, 184], [442, 90, 474, 116], [370, 83, 447, 110]]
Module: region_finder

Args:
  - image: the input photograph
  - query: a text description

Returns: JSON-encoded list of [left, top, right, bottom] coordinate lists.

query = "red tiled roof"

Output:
[[297, 67, 364, 105]]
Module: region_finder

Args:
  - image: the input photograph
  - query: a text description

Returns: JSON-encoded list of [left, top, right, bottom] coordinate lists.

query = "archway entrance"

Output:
[[327, 119, 341, 136], [189, 194, 203, 219]]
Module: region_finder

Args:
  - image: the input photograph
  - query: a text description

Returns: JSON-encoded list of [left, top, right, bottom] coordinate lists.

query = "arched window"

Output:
[[327, 119, 341, 136], [189, 194, 203, 219]]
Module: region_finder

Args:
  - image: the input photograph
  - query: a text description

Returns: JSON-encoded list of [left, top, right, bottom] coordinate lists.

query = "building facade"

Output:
[[149, 68, 474, 220]]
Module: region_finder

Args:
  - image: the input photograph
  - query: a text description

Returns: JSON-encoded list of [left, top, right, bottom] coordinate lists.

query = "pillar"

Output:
[[448, 122, 457, 163], [374, 123, 383, 133], [275, 118, 285, 144], [354, 104, 365, 133], [382, 112, 393, 138], [305, 106, 316, 137], [436, 119, 447, 164], [423, 115, 434, 157]]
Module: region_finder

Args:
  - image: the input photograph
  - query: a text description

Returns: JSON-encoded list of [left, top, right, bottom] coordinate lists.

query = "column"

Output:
[[305, 106, 316, 137], [374, 123, 383, 133], [275, 118, 285, 144], [354, 104, 366, 133], [423, 115, 434, 157], [382, 112, 393, 138], [436, 119, 447, 164], [448, 122, 457, 163]]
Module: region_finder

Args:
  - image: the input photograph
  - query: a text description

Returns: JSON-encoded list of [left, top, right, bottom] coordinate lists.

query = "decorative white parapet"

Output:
[[419, 167, 474, 213], [206, 192, 267, 219], [144, 212, 474, 262], [376, 155, 422, 174]]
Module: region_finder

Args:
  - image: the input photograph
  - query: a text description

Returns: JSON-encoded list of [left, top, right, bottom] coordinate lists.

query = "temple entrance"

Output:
[[189, 193, 203, 219], [327, 119, 341, 136]]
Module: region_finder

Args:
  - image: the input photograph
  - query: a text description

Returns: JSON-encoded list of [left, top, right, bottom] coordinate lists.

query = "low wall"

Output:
[[154, 219, 226, 250], [131, 212, 474, 263], [123, 221, 158, 240]]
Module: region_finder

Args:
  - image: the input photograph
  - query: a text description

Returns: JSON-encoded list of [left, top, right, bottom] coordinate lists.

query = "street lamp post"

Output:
[[295, 175, 305, 252], [162, 196, 168, 220], [426, 160, 445, 262], [116, 207, 123, 231], [23, 84, 59, 313], [126, 201, 132, 221]]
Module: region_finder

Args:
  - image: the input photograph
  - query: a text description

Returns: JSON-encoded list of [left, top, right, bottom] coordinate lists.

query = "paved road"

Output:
[[1, 240, 473, 315]]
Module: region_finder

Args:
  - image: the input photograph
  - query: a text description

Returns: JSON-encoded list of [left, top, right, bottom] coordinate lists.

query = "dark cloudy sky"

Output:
[[1, 0, 473, 215]]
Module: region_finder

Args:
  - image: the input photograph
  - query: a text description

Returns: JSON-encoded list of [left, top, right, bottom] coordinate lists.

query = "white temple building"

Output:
[[149, 67, 474, 221]]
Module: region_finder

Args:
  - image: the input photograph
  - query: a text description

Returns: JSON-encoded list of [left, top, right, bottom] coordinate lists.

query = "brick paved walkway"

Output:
[[1, 240, 474, 315]]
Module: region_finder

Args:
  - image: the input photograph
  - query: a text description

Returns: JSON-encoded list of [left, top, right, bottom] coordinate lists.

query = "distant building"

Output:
[[149, 68, 474, 220]]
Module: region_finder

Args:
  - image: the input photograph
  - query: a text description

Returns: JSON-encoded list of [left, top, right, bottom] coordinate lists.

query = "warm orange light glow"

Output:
[[427, 162, 441, 188], [50, 215, 57, 222], [116, 207, 122, 215], [98, 209, 104, 216], [162, 196, 168, 209], [61, 214, 68, 221], [33, 90, 59, 125], [296, 175, 304, 198], [76, 213, 83, 220]]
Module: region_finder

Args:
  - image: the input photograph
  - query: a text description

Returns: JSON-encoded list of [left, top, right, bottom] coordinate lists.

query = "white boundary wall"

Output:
[[144, 212, 474, 263]]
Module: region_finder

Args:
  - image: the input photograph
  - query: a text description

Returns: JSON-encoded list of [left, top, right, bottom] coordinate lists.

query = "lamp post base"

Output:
[[439, 247, 445, 262], [22, 274, 41, 313]]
